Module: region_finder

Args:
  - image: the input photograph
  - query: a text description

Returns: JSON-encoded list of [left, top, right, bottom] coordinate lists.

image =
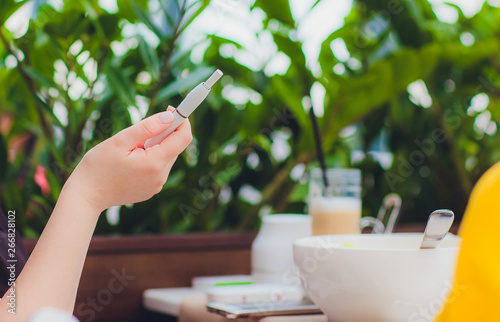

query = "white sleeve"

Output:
[[29, 308, 80, 322]]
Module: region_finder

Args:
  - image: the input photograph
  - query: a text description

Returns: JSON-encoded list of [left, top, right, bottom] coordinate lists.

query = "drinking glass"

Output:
[[308, 168, 362, 235]]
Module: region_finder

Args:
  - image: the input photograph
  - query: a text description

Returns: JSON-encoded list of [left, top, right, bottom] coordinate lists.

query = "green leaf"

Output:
[[105, 63, 136, 107], [273, 34, 306, 73], [401, 0, 427, 28], [443, 2, 467, 23], [154, 67, 214, 105], [43, 164, 63, 201], [43, 9, 87, 38], [310, 0, 322, 11], [177, 0, 210, 34], [288, 181, 308, 203], [138, 37, 160, 80], [270, 76, 308, 129], [117, 0, 147, 22], [441, 39, 500, 66], [97, 13, 121, 40], [254, 0, 294, 27], [132, 2, 167, 40], [160, 0, 181, 29], [0, 0, 26, 27], [23, 66, 59, 89], [321, 43, 441, 150], [23, 227, 39, 238], [0, 134, 7, 182], [163, 170, 185, 189]]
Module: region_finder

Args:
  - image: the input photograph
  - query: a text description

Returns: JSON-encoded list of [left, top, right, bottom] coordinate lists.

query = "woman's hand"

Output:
[[0, 106, 192, 321], [65, 107, 192, 214]]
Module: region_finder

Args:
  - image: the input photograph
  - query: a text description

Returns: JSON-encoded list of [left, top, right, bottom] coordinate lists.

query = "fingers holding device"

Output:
[[144, 69, 223, 149], [67, 70, 222, 212], [0, 70, 223, 322]]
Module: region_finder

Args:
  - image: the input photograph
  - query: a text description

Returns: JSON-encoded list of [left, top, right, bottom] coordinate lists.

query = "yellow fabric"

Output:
[[435, 161, 500, 321]]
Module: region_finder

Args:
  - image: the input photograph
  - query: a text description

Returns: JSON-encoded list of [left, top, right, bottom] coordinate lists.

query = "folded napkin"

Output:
[[435, 161, 500, 321]]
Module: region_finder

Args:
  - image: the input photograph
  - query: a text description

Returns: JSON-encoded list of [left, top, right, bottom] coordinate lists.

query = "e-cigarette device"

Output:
[[144, 69, 223, 148]]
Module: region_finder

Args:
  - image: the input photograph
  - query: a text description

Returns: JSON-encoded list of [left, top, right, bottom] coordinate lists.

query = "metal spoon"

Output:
[[420, 209, 455, 249], [376, 193, 402, 234]]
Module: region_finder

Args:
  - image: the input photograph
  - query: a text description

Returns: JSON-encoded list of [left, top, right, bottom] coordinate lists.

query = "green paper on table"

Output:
[[341, 242, 357, 248]]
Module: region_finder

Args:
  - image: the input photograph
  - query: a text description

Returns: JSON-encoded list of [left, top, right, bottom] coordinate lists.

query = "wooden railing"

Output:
[[24, 233, 256, 321]]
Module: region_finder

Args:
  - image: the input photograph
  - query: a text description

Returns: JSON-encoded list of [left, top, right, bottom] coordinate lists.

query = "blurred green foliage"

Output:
[[0, 0, 499, 236]]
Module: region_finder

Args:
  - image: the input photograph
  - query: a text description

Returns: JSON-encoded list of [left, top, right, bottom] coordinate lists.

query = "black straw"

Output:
[[308, 108, 329, 188]]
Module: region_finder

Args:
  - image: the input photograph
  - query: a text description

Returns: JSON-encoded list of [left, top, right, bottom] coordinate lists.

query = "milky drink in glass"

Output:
[[308, 168, 361, 235]]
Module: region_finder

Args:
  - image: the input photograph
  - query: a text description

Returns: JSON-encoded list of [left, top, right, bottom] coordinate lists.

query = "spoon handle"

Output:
[[420, 209, 455, 249]]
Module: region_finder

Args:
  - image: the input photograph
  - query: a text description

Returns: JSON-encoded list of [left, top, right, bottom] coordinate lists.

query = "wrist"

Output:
[[59, 179, 104, 217]]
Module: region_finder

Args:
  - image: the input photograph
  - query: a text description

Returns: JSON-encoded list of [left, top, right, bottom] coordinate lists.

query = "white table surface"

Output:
[[143, 288, 327, 321]]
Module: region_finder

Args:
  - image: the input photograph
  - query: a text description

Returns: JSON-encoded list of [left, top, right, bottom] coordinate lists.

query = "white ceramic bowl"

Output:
[[293, 233, 460, 322]]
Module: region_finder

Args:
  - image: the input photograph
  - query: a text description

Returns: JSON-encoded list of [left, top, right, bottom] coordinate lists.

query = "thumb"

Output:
[[114, 111, 174, 148]]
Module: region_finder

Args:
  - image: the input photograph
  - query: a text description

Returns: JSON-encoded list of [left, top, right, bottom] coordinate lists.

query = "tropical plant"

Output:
[[1, 0, 499, 236], [328, 0, 500, 222], [0, 0, 212, 235], [200, 0, 500, 226]]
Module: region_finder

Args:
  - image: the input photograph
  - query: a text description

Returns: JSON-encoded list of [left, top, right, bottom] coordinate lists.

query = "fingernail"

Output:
[[160, 111, 174, 124]]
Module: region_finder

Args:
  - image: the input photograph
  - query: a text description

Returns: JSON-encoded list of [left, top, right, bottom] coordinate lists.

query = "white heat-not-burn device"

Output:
[[144, 69, 223, 148]]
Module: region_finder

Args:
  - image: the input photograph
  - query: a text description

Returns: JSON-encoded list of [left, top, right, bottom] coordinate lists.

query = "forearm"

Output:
[[0, 110, 191, 320], [0, 181, 100, 320]]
